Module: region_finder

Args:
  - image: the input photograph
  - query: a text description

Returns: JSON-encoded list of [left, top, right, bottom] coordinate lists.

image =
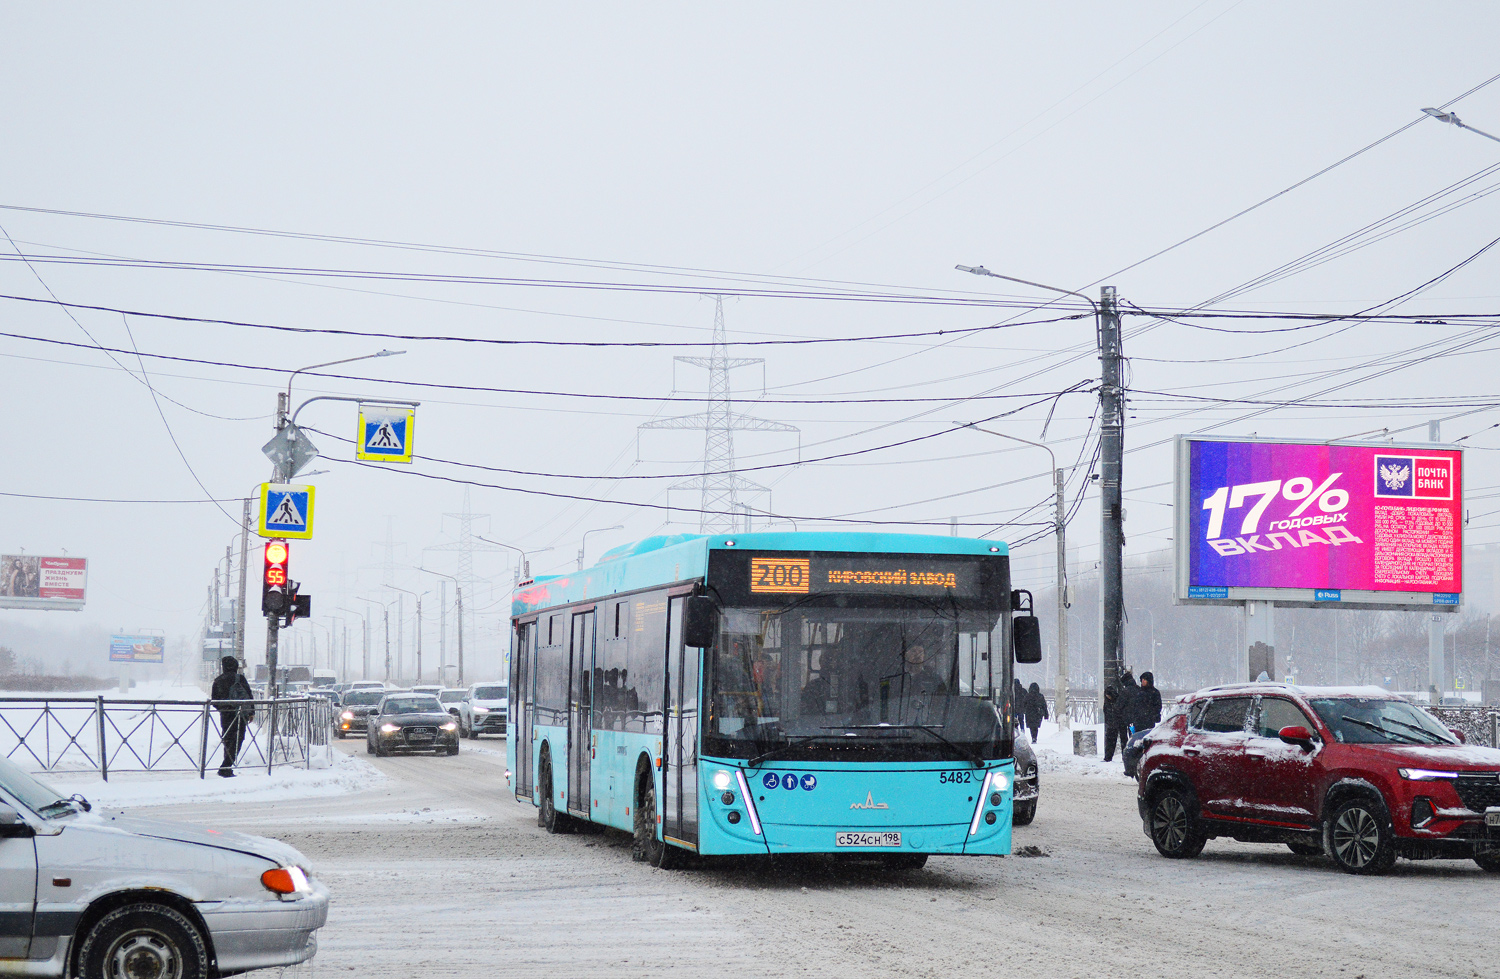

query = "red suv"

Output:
[[1136, 682, 1500, 875]]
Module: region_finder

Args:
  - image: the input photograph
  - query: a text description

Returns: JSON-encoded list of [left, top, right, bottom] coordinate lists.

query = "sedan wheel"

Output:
[[1149, 787, 1206, 859], [1474, 843, 1500, 873], [1326, 797, 1396, 875], [79, 903, 208, 979]]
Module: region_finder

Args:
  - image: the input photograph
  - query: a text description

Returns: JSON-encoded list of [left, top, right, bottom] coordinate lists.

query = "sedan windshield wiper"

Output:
[[747, 733, 858, 768], [834, 723, 985, 768], [1341, 715, 1425, 745]]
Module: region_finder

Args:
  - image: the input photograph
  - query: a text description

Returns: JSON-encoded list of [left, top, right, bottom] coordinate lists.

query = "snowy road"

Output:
[[129, 739, 1496, 979]]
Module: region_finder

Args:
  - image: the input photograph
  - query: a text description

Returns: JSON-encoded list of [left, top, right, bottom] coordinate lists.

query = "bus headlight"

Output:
[[712, 770, 733, 791], [991, 773, 1009, 792]]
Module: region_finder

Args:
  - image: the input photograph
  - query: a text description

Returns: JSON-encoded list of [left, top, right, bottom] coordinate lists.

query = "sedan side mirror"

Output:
[[1277, 725, 1316, 751], [0, 806, 33, 838]]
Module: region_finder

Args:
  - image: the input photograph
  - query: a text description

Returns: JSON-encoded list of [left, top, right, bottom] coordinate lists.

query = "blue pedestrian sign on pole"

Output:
[[356, 405, 415, 464], [257, 483, 316, 540]]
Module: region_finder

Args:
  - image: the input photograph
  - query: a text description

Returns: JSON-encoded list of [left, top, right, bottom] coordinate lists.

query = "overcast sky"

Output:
[[3, 4, 1499, 678]]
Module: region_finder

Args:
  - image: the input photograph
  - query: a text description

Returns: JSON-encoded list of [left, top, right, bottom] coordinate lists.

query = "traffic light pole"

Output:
[[266, 391, 289, 700]]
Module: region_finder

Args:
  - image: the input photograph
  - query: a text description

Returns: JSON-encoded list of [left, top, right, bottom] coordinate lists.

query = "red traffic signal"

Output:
[[262, 541, 290, 614]]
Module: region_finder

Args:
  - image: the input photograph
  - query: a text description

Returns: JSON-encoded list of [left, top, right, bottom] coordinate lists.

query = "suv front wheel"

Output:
[[1148, 787, 1206, 859], [1325, 796, 1397, 875]]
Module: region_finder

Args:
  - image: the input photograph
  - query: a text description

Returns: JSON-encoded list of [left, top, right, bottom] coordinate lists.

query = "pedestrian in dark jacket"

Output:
[[1133, 671, 1163, 732], [1012, 679, 1027, 732], [1023, 682, 1049, 741], [210, 656, 254, 777]]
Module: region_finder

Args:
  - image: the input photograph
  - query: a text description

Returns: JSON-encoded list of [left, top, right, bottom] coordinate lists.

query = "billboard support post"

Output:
[[1429, 419, 1445, 701], [1246, 600, 1276, 681]]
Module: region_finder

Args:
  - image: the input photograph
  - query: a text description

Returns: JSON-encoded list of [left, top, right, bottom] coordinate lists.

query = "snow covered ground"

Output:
[[44, 747, 385, 807]]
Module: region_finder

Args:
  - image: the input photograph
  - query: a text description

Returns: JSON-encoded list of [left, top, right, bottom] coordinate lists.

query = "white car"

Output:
[[409, 685, 443, 698], [0, 756, 327, 977], [458, 683, 508, 739]]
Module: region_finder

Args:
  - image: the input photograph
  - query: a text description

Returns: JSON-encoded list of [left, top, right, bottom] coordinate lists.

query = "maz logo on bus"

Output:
[[750, 557, 811, 594]]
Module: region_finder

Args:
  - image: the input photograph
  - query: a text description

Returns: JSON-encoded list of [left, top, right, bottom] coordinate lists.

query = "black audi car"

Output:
[[335, 688, 387, 738], [366, 693, 460, 756]]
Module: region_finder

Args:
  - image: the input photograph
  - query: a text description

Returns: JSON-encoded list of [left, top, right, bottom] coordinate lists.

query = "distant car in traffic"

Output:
[[410, 685, 443, 697], [1013, 728, 1039, 826], [1137, 682, 1500, 875], [438, 688, 466, 718], [335, 688, 386, 738], [458, 682, 508, 739], [0, 754, 328, 976], [366, 693, 459, 756], [349, 680, 385, 692]]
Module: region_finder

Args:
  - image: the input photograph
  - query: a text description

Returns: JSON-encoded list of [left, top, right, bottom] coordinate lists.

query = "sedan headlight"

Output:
[[441, 721, 457, 731], [379, 723, 400, 734], [1399, 768, 1459, 780], [340, 711, 354, 721]]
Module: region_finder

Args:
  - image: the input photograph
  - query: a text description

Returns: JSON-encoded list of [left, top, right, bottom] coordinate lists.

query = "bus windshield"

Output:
[[704, 599, 1006, 762]]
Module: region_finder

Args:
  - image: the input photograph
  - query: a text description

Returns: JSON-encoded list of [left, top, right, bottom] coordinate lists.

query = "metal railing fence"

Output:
[[0, 697, 335, 779], [1427, 706, 1500, 749], [1042, 696, 1098, 727]]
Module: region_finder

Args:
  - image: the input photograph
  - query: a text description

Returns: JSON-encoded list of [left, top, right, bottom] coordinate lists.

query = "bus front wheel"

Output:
[[634, 775, 681, 869]]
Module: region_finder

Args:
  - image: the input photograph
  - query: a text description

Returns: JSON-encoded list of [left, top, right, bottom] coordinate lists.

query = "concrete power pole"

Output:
[[1098, 286, 1126, 699], [1053, 467, 1069, 730], [236, 499, 250, 667]]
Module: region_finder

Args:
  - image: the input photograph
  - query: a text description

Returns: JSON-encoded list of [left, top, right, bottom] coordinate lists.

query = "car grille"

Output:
[[1454, 773, 1500, 812], [405, 727, 437, 739]]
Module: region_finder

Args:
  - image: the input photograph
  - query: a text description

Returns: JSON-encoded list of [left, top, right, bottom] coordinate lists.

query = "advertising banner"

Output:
[[1174, 437, 1462, 610], [110, 635, 164, 664], [0, 555, 87, 610]]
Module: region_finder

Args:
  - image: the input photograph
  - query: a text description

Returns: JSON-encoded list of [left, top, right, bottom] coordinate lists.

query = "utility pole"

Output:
[[236, 499, 250, 667], [1098, 285, 1126, 699], [383, 605, 392, 681], [439, 580, 447, 682], [1053, 467, 1069, 730], [456, 584, 465, 688], [414, 595, 423, 684]]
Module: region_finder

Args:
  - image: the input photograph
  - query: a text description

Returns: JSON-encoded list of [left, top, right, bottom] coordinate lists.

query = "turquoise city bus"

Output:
[[506, 531, 1042, 868]]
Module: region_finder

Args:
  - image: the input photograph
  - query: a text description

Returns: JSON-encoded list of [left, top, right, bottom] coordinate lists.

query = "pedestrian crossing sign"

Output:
[[257, 483, 316, 540], [356, 405, 415, 464]]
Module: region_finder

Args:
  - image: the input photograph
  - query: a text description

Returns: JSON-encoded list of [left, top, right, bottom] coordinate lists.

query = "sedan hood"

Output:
[[381, 712, 453, 726], [72, 811, 306, 866]]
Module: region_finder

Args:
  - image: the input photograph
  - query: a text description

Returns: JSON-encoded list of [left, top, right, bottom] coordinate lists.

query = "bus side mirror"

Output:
[[683, 596, 719, 649], [1013, 616, 1042, 664]]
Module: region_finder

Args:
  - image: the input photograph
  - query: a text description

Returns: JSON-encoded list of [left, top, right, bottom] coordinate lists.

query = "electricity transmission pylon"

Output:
[[639, 298, 798, 533]]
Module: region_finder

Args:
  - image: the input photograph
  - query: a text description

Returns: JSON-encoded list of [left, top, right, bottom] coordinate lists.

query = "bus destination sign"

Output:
[[749, 555, 978, 597]]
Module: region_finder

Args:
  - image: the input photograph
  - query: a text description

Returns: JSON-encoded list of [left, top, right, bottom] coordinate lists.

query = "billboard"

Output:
[[1174, 436, 1462, 610], [0, 555, 87, 610], [110, 635, 164, 664]]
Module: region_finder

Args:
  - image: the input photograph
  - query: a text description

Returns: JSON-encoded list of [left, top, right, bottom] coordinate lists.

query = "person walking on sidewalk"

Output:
[[210, 656, 255, 777], [1023, 681, 1049, 741]]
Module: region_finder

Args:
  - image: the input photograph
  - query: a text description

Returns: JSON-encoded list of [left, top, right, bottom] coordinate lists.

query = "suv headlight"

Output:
[[473, 706, 489, 714], [1398, 768, 1459, 780], [340, 711, 354, 720]]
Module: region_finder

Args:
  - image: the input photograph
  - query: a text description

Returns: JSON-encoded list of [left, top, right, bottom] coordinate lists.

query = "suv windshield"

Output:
[[472, 686, 506, 700], [384, 697, 443, 715], [342, 691, 384, 706], [1309, 698, 1458, 746], [705, 600, 1005, 762]]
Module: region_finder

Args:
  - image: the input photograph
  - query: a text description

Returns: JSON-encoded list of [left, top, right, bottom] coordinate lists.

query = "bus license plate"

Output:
[[836, 831, 901, 848]]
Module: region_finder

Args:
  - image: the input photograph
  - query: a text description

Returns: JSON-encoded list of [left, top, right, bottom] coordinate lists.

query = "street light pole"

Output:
[[577, 525, 624, 571], [339, 606, 369, 679], [969, 425, 1069, 730], [958, 265, 1121, 706], [1422, 107, 1500, 144], [417, 569, 464, 687], [355, 597, 394, 682], [387, 586, 426, 684]]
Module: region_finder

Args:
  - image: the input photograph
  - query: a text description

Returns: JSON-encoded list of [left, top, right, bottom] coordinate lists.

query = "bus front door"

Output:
[[662, 597, 700, 849], [567, 610, 594, 819], [514, 622, 534, 801]]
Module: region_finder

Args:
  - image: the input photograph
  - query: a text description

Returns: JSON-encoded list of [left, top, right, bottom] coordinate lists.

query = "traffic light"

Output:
[[262, 541, 289, 616], [282, 584, 311, 627]]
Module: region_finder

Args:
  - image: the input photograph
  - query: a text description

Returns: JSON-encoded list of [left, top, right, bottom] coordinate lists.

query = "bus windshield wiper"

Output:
[[834, 723, 985, 768], [748, 734, 858, 768], [1341, 715, 1424, 745]]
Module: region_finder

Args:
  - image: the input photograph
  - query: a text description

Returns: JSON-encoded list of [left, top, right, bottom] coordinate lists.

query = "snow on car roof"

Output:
[[1188, 682, 1401, 700]]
